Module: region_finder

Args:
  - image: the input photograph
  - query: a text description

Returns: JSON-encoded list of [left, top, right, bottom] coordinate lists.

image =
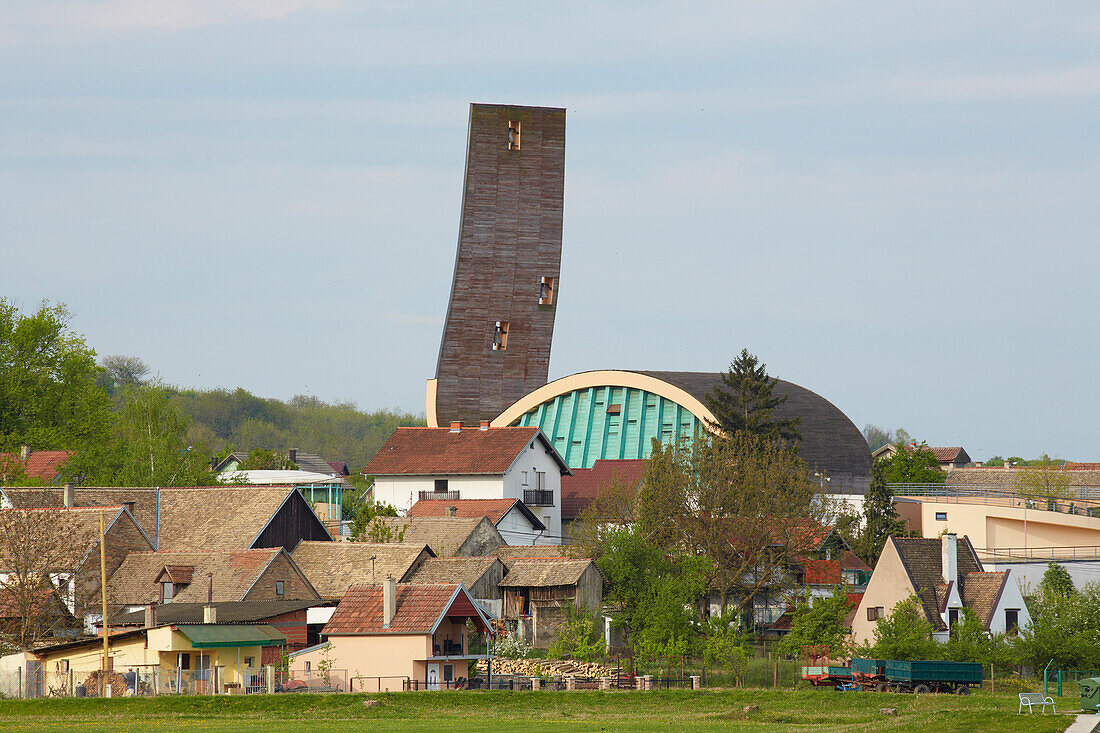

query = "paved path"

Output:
[[1066, 714, 1100, 733]]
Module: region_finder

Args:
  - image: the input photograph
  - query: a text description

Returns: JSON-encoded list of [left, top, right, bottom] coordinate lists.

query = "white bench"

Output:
[[1019, 692, 1056, 714]]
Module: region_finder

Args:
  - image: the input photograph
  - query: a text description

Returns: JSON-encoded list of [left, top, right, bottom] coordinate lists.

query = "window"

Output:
[[444, 663, 454, 682], [935, 512, 948, 521], [521, 471, 528, 486], [275, 581, 285, 596], [434, 479, 449, 492], [162, 581, 174, 603], [535, 471, 546, 491], [507, 120, 521, 150], [539, 276, 555, 305], [948, 608, 959, 636], [179, 653, 190, 670], [244, 657, 254, 669], [867, 606, 885, 621], [492, 321, 509, 350], [305, 661, 311, 672], [1005, 609, 1019, 635]]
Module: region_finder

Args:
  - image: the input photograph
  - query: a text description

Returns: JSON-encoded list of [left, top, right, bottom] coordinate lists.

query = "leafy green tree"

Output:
[[239, 449, 297, 471], [862, 425, 911, 452], [0, 299, 112, 454], [97, 355, 151, 398], [1016, 454, 1074, 506], [1039, 562, 1075, 598], [548, 608, 605, 662], [1014, 582, 1100, 670], [596, 525, 710, 654], [777, 588, 852, 658], [702, 614, 750, 686], [862, 596, 938, 660], [349, 500, 400, 539], [704, 348, 800, 443], [877, 443, 945, 485]]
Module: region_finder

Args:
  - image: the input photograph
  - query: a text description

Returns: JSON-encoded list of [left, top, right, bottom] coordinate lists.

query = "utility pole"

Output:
[[99, 511, 109, 695]]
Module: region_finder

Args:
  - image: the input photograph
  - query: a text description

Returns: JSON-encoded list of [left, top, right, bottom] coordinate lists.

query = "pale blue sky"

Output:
[[1, 2, 1097, 460]]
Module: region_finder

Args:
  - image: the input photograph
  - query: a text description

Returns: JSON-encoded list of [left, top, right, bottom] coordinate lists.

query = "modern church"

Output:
[[425, 104, 871, 495]]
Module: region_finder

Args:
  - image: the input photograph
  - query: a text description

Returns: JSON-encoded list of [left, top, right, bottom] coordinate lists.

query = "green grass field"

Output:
[[0, 688, 1075, 732]]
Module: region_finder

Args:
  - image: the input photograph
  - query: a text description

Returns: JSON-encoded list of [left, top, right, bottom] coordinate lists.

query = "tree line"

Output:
[[0, 299, 422, 486]]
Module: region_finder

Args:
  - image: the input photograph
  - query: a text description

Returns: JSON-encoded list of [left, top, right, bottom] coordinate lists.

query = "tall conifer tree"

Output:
[[705, 348, 801, 443]]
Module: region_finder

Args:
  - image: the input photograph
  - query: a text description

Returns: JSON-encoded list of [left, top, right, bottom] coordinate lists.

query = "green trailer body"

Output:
[[851, 658, 886, 676], [885, 660, 982, 686]]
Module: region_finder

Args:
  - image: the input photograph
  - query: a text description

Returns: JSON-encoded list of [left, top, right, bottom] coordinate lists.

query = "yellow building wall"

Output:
[[295, 634, 432, 691], [914, 500, 1100, 549]]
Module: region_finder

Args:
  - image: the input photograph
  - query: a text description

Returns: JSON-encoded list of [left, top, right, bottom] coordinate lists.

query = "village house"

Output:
[[407, 556, 507, 617], [0, 448, 73, 485], [559, 459, 649, 540], [405, 498, 546, 545], [292, 578, 491, 692], [851, 534, 1031, 646], [365, 424, 571, 543], [872, 444, 972, 470], [290, 541, 435, 601], [498, 558, 604, 648], [366, 516, 505, 558]]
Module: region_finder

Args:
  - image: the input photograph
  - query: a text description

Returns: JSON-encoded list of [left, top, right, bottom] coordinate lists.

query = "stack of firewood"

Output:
[[476, 657, 620, 680]]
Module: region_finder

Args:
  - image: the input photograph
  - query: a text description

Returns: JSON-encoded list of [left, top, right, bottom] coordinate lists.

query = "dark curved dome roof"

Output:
[[638, 371, 872, 495]]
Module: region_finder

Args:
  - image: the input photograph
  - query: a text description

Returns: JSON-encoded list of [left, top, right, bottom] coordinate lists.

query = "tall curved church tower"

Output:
[[427, 104, 566, 427]]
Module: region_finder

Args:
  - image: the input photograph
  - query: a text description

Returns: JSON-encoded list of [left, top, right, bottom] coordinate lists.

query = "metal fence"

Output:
[[277, 668, 348, 693], [1045, 669, 1100, 697]]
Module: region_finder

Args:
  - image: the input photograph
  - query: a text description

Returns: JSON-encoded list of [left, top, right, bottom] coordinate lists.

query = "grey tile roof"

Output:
[[291, 541, 433, 600]]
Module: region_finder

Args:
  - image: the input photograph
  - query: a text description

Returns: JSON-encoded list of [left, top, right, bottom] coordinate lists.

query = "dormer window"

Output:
[[162, 582, 175, 603], [492, 321, 509, 350], [507, 121, 521, 150]]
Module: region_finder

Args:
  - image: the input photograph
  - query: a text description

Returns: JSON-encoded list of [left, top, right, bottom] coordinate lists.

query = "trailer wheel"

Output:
[[875, 682, 888, 693], [913, 684, 931, 695], [955, 686, 970, 696]]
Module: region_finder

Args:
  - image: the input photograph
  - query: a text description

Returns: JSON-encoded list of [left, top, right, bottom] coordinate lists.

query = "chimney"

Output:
[[19, 445, 29, 461], [383, 576, 396, 629], [144, 602, 157, 629], [941, 533, 958, 587], [449, 421, 462, 433], [203, 572, 216, 623], [123, 501, 136, 515], [446, 506, 457, 518], [63, 483, 75, 508], [479, 421, 490, 431], [1004, 461, 1011, 469]]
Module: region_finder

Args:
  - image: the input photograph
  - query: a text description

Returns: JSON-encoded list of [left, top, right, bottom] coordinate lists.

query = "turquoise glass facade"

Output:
[[514, 385, 701, 469]]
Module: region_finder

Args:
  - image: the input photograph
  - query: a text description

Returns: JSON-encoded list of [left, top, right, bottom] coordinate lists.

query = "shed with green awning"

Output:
[[175, 624, 287, 648]]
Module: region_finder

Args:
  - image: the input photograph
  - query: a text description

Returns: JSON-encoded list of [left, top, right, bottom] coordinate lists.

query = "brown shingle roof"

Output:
[[108, 549, 308, 605], [369, 516, 500, 558], [560, 459, 649, 520], [2, 487, 159, 541], [364, 426, 569, 476], [156, 487, 303, 551], [291, 541, 433, 600], [494, 545, 572, 564], [408, 556, 500, 588], [322, 583, 485, 635], [892, 536, 983, 631], [945, 466, 1100, 490], [497, 559, 598, 588], [962, 571, 1009, 629]]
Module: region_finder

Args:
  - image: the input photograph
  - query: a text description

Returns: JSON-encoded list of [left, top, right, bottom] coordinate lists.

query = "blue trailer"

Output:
[[884, 659, 982, 695]]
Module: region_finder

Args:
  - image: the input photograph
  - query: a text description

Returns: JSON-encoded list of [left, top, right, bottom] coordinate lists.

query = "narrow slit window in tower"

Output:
[[492, 321, 509, 350], [507, 120, 521, 150], [539, 276, 555, 305]]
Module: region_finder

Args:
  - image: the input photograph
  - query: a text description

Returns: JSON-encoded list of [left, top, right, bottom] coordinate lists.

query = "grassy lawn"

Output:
[[0, 688, 1075, 732]]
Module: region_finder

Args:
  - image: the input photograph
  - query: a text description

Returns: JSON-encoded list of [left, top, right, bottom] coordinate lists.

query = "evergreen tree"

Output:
[[860, 461, 906, 564], [704, 349, 800, 442], [1039, 562, 1075, 597]]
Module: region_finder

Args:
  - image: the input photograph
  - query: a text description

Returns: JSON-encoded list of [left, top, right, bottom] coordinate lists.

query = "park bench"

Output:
[[1018, 692, 1056, 714]]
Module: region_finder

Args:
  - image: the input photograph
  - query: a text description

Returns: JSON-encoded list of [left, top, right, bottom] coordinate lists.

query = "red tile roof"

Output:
[[0, 450, 73, 482], [407, 498, 521, 524], [560, 459, 649, 519], [364, 427, 568, 476], [800, 559, 842, 585], [322, 583, 487, 635], [839, 550, 871, 572]]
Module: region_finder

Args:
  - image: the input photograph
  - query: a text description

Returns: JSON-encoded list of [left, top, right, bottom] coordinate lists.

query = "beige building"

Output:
[[895, 496, 1100, 550], [292, 579, 491, 692], [851, 535, 1030, 646]]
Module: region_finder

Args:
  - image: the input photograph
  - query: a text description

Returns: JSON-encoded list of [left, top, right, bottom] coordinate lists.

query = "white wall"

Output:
[[496, 507, 549, 546], [502, 441, 562, 542], [988, 569, 1032, 635], [372, 475, 505, 514]]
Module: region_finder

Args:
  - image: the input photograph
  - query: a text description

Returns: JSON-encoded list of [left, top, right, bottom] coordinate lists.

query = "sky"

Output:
[[1, 1, 1098, 461]]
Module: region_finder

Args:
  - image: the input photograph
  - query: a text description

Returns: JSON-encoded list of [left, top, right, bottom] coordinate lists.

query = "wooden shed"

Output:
[[498, 559, 603, 619]]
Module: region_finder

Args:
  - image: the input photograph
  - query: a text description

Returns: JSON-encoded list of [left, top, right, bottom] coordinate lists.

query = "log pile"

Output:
[[476, 658, 620, 680]]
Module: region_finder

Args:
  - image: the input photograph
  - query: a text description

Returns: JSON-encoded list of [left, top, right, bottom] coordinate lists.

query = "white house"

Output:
[[364, 424, 571, 544], [851, 534, 1031, 646]]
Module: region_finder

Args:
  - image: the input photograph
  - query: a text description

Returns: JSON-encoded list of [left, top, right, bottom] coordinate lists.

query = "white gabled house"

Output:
[[364, 424, 572, 544]]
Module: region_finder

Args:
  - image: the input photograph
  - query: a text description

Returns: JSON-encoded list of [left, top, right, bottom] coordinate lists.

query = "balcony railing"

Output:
[[419, 490, 460, 502], [523, 489, 554, 506]]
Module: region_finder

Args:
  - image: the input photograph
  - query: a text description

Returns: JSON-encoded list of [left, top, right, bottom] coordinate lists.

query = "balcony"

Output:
[[419, 490, 461, 502], [523, 489, 554, 507]]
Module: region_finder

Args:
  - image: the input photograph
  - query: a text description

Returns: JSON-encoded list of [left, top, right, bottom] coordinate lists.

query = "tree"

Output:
[[1016, 454, 1074, 507], [705, 349, 800, 443], [0, 299, 112, 453], [776, 588, 853, 659], [857, 461, 906, 564], [702, 614, 750, 686], [636, 432, 835, 616], [861, 596, 937, 661], [0, 509, 96, 650], [239, 449, 298, 471], [877, 443, 945, 485], [1039, 562, 1075, 598], [862, 425, 911, 452], [349, 501, 400, 540], [1015, 582, 1100, 670], [97, 355, 150, 396]]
